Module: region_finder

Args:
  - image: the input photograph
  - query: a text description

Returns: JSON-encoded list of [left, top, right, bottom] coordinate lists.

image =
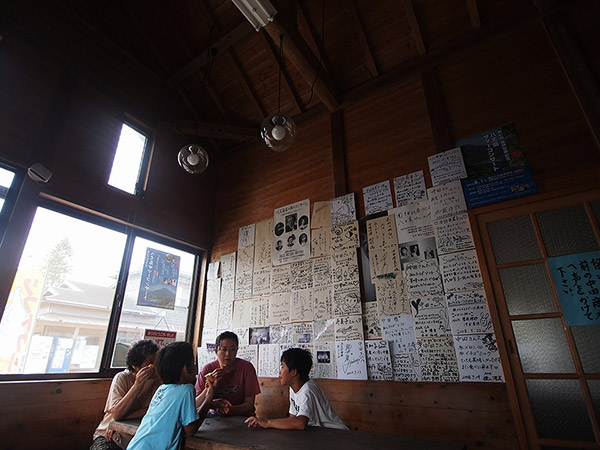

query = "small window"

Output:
[[108, 123, 150, 195], [0, 165, 19, 239]]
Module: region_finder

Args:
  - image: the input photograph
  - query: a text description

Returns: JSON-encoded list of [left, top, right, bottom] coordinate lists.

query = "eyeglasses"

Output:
[[217, 347, 238, 354]]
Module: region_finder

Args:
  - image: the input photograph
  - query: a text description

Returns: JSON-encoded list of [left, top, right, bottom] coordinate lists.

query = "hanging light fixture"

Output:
[[178, 144, 209, 174], [261, 34, 296, 152]]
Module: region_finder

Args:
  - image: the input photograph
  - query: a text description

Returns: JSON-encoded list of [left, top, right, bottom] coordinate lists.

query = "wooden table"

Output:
[[110, 416, 466, 450]]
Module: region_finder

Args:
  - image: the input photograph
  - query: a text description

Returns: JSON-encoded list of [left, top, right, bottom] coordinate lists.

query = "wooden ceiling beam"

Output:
[[173, 120, 259, 142], [296, 1, 332, 76], [258, 30, 304, 115], [348, 0, 378, 78], [467, 0, 481, 28], [227, 49, 267, 120], [169, 20, 251, 86], [265, 11, 340, 111], [407, 0, 426, 55]]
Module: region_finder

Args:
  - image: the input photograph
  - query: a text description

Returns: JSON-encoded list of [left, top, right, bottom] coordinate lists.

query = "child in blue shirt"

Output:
[[128, 342, 214, 450]]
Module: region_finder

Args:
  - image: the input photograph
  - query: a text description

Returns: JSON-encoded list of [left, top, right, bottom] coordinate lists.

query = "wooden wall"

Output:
[[207, 9, 600, 450], [0, 378, 111, 450]]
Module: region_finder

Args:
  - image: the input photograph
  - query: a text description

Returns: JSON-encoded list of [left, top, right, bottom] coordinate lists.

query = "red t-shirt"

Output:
[[195, 358, 261, 406]]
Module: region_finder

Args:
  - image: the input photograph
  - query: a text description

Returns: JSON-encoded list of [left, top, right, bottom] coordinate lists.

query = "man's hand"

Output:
[[212, 398, 232, 415]]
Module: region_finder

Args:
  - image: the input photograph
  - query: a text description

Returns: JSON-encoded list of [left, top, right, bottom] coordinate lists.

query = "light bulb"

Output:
[[272, 124, 286, 141], [187, 153, 200, 166]]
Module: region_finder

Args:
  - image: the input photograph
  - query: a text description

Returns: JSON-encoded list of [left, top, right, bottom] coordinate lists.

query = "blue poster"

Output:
[[547, 251, 600, 326], [456, 123, 537, 209], [137, 248, 180, 310]]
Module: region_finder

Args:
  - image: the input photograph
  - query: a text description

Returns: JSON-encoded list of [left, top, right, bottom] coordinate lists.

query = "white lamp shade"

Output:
[[178, 144, 209, 174], [261, 113, 296, 152]]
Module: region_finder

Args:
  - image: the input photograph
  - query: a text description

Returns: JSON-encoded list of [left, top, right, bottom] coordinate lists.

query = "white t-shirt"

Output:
[[289, 379, 349, 430]]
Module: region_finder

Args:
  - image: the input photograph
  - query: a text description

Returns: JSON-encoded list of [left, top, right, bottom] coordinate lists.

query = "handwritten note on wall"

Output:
[[367, 215, 398, 250], [449, 302, 494, 335], [221, 252, 237, 280], [417, 336, 459, 383], [446, 290, 487, 307], [392, 353, 421, 382], [250, 297, 269, 327], [335, 315, 364, 341], [336, 341, 368, 380], [238, 224, 256, 249], [391, 201, 434, 243], [412, 307, 451, 338], [375, 273, 410, 316], [439, 250, 484, 292], [362, 301, 381, 339], [363, 180, 394, 215], [365, 340, 394, 380], [380, 314, 417, 355], [454, 334, 504, 382], [394, 170, 427, 207], [291, 288, 314, 322], [331, 221, 360, 251], [232, 299, 251, 328], [258, 343, 281, 378], [271, 264, 292, 294], [427, 147, 467, 187], [369, 246, 401, 277], [237, 345, 258, 369], [313, 285, 333, 320], [290, 260, 313, 291], [433, 213, 475, 255], [254, 219, 273, 270], [427, 179, 467, 221], [313, 256, 333, 287], [252, 268, 271, 297], [332, 193, 356, 226], [270, 324, 292, 344], [269, 293, 291, 325], [404, 260, 444, 297]]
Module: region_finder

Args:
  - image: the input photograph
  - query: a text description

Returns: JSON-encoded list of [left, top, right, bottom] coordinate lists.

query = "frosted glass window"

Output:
[[527, 379, 595, 441], [536, 205, 599, 257], [591, 201, 600, 228], [487, 215, 541, 264], [499, 264, 558, 315], [512, 318, 575, 373], [108, 123, 149, 195], [589, 380, 600, 428], [571, 325, 600, 373]]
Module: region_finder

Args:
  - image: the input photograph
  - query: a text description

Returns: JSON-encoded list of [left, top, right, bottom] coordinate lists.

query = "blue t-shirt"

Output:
[[128, 384, 199, 450]]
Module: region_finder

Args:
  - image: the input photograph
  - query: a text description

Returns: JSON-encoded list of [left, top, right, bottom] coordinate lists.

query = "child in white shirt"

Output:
[[245, 348, 348, 430]]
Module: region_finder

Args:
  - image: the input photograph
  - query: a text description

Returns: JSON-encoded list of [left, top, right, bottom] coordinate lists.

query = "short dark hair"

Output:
[[281, 348, 312, 381], [126, 340, 159, 371], [155, 341, 195, 384], [216, 331, 238, 349]]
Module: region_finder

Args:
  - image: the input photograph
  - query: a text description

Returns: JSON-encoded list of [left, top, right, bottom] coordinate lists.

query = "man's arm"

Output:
[[225, 395, 255, 416], [245, 414, 309, 430], [109, 366, 156, 420]]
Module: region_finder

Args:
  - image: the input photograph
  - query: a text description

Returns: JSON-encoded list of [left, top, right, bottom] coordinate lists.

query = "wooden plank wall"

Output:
[[0, 379, 111, 450], [208, 11, 600, 450]]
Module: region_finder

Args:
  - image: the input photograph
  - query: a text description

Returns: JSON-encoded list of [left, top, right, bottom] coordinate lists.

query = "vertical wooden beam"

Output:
[[542, 11, 600, 152], [421, 68, 453, 152], [330, 110, 347, 196]]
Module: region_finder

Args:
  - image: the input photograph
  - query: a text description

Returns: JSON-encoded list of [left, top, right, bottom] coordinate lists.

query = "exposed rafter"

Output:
[[407, 0, 426, 55], [265, 9, 340, 111], [348, 0, 378, 78], [172, 120, 260, 142], [258, 30, 304, 115]]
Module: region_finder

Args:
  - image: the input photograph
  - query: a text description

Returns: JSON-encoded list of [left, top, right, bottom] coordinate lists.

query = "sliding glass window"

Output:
[[0, 202, 200, 377]]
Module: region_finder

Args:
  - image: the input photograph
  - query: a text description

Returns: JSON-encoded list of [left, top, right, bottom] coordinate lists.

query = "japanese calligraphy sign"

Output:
[[547, 251, 600, 326]]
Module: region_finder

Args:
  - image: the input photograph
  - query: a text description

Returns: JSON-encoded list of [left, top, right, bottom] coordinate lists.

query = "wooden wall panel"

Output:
[[210, 113, 334, 260], [256, 377, 518, 450], [0, 37, 213, 247], [438, 20, 600, 184], [0, 378, 111, 450], [344, 75, 437, 216]]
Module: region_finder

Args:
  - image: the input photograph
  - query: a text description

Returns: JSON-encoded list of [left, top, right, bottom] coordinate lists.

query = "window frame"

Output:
[[0, 162, 24, 241], [108, 117, 155, 198], [0, 198, 203, 381]]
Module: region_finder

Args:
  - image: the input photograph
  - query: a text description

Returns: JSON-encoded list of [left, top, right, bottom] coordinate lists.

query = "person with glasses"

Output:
[[194, 331, 260, 416]]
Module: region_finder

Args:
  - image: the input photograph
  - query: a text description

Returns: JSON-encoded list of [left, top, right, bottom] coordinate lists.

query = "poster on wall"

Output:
[[273, 199, 311, 266], [547, 251, 600, 326], [137, 248, 180, 310], [456, 123, 537, 209]]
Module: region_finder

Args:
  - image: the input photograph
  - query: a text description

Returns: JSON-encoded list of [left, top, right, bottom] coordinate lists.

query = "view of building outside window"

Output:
[[0, 207, 196, 374]]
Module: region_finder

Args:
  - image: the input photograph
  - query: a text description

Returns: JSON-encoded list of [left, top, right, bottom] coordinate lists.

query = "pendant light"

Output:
[[261, 34, 296, 152], [178, 144, 209, 174]]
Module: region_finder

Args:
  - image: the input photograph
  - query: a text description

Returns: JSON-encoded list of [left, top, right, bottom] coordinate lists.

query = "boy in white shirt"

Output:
[[245, 348, 348, 430]]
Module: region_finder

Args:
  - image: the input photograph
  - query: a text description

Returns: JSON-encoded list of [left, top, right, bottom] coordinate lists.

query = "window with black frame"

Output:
[[0, 202, 201, 377]]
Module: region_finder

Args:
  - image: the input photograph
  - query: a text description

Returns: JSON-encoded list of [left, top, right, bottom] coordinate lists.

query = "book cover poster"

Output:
[[137, 248, 180, 310], [273, 199, 311, 266], [456, 123, 537, 208]]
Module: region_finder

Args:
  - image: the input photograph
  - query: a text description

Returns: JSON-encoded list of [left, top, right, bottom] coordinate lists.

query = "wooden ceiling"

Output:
[[1, 0, 538, 154]]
